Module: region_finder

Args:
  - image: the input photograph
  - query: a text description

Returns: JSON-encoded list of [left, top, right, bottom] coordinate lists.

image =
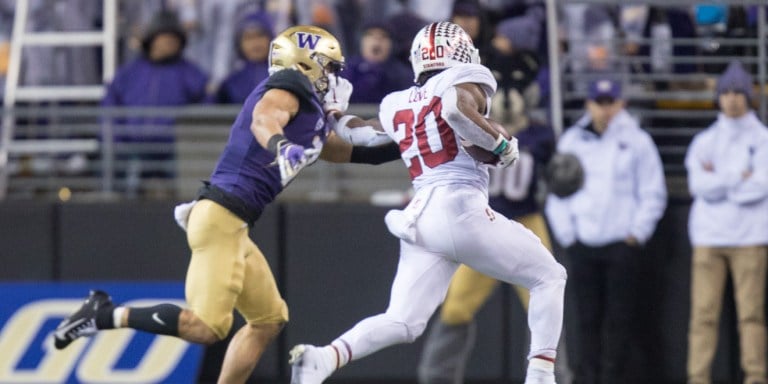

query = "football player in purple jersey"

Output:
[[53, 25, 398, 384]]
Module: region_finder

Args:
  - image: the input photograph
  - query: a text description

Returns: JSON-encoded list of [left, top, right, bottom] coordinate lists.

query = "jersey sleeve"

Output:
[[265, 69, 318, 107]]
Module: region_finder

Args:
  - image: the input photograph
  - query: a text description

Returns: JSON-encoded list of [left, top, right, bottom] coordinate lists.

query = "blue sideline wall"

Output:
[[0, 200, 747, 383]]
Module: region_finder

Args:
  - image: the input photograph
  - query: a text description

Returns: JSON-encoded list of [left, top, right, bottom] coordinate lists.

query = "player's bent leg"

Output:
[[451, 209, 565, 384], [53, 290, 222, 349], [223, 239, 289, 383], [121, 304, 218, 344], [291, 241, 458, 383]]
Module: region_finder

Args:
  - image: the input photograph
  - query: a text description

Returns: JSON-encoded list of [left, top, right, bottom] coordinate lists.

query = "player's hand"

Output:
[[323, 74, 353, 114], [495, 136, 519, 168], [276, 140, 320, 186]]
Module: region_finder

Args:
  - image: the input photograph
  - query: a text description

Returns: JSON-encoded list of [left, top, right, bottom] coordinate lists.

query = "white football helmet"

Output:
[[409, 21, 481, 84]]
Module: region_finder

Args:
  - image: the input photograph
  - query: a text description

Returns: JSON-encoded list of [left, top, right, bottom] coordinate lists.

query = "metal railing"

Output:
[[0, 104, 409, 202], [546, 0, 767, 197], [0, 0, 765, 201]]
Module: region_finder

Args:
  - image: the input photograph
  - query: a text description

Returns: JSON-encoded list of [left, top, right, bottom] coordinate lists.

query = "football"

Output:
[[461, 118, 511, 164]]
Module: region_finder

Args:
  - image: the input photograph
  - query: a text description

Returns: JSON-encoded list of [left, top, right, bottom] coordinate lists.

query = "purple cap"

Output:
[[588, 78, 622, 100], [716, 60, 754, 101]]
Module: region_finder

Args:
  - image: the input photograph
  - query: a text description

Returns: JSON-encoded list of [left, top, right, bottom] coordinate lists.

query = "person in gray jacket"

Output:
[[545, 77, 667, 384], [686, 60, 768, 384]]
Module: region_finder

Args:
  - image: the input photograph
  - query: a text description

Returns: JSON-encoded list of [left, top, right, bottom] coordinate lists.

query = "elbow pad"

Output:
[[333, 115, 392, 147], [441, 86, 498, 151]]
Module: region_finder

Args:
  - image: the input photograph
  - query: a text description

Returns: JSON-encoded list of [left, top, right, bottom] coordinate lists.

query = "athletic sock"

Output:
[[328, 339, 353, 369], [125, 304, 182, 336], [528, 355, 555, 373]]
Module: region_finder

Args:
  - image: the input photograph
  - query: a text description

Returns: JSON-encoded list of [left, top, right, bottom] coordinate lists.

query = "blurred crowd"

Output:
[[0, 1, 764, 107], [0, 0, 766, 196], [0, 3, 766, 383]]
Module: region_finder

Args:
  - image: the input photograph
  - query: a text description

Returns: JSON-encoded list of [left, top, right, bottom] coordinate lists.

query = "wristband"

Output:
[[492, 135, 508, 155], [267, 134, 287, 155]]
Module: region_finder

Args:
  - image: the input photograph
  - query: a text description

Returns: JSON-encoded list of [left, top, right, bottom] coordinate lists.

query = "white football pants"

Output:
[[334, 184, 567, 361]]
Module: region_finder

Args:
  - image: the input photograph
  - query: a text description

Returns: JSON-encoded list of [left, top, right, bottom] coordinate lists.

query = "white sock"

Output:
[[329, 339, 352, 368], [113, 307, 126, 328], [529, 356, 555, 372]]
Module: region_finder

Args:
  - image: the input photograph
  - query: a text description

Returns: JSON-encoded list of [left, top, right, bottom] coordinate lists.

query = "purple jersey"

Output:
[[208, 69, 328, 222], [488, 122, 555, 218]]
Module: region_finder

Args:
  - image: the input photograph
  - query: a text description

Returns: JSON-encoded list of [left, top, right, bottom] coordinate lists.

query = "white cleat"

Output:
[[289, 344, 335, 384]]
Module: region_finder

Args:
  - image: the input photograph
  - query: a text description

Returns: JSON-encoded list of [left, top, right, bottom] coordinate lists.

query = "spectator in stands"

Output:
[[487, 12, 544, 116], [545, 77, 667, 384], [340, 21, 411, 104], [386, 1, 428, 67], [102, 10, 208, 197], [449, 0, 492, 64], [212, 11, 274, 104], [18, 0, 101, 88], [620, 5, 697, 77], [184, 0, 259, 91], [560, 4, 618, 96], [686, 60, 768, 384]]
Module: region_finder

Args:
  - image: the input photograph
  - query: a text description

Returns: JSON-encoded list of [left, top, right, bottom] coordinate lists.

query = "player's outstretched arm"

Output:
[[320, 131, 400, 165], [329, 111, 391, 147]]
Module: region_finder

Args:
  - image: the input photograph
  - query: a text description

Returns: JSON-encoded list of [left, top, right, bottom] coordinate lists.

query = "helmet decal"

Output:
[[296, 32, 321, 50], [410, 22, 480, 83]]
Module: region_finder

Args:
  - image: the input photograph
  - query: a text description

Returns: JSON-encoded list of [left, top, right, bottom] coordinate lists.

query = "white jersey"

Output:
[[378, 63, 497, 192]]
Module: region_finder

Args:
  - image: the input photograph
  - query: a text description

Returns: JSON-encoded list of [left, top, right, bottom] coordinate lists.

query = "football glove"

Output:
[[493, 136, 520, 168], [275, 140, 320, 187], [323, 74, 353, 114]]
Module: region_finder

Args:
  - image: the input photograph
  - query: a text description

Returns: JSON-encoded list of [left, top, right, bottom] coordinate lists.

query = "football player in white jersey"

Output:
[[289, 22, 567, 384]]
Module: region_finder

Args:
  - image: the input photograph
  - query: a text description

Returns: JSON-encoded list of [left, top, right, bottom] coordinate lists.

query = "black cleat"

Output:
[[53, 290, 113, 350]]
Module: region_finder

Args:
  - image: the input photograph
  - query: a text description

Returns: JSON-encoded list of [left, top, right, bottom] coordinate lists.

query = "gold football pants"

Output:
[[185, 199, 288, 339], [440, 212, 552, 325]]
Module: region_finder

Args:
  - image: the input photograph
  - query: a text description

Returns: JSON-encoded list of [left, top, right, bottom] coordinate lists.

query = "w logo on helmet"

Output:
[[296, 32, 321, 50]]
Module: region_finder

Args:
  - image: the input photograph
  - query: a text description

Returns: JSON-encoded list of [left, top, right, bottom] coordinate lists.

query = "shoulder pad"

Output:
[[265, 69, 317, 105], [436, 64, 497, 97]]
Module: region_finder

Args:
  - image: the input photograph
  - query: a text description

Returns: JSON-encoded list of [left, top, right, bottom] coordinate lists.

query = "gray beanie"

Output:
[[717, 60, 754, 101]]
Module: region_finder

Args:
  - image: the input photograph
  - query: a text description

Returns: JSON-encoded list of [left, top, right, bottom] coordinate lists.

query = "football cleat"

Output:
[[289, 344, 335, 384], [53, 290, 113, 350]]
